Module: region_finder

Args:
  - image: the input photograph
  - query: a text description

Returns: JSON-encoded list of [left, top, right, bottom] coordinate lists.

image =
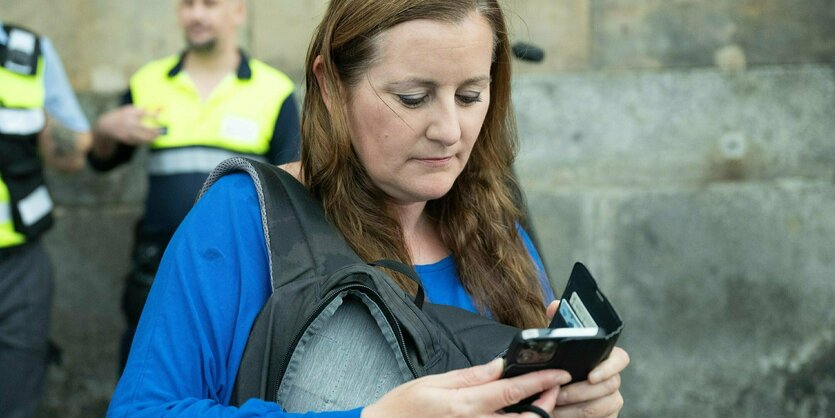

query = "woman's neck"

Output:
[[393, 202, 449, 265]]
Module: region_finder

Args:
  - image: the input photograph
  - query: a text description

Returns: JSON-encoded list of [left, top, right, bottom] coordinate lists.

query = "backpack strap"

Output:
[[370, 259, 425, 308], [198, 157, 362, 292]]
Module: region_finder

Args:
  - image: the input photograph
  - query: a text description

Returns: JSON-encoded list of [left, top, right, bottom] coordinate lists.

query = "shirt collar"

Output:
[[167, 49, 252, 80]]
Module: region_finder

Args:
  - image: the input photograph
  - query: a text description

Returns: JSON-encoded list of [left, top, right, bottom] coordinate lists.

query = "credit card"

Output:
[[569, 292, 598, 328], [558, 298, 583, 328]]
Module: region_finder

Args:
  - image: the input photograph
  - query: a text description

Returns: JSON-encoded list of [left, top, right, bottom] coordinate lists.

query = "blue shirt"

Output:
[[107, 173, 553, 417], [0, 21, 90, 133]]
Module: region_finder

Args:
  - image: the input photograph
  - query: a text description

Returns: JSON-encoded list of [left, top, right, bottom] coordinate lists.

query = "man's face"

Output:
[[177, 0, 245, 54]]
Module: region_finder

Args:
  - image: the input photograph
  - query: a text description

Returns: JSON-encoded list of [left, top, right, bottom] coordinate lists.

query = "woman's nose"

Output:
[[425, 99, 461, 146]]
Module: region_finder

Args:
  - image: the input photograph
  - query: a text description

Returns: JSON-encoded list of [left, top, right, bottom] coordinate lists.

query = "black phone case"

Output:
[[502, 262, 623, 382]]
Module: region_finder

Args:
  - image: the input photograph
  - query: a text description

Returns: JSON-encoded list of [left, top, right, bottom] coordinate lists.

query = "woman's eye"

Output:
[[397, 94, 427, 108], [456, 93, 482, 105]]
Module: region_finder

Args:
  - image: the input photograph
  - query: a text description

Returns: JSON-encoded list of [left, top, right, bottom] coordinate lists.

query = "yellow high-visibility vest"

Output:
[[0, 53, 46, 247], [129, 54, 295, 175]]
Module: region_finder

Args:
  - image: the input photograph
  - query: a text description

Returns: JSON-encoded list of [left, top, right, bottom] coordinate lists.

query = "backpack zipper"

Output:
[[272, 283, 418, 401]]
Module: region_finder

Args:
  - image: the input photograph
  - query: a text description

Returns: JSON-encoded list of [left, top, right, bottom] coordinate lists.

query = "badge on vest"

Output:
[[221, 115, 259, 144]]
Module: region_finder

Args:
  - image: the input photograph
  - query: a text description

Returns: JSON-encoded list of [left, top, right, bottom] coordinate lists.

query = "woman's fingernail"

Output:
[[549, 371, 570, 386], [588, 371, 600, 382], [490, 358, 505, 373]]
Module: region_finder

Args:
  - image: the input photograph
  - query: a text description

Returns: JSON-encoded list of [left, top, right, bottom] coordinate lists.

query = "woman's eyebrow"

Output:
[[385, 75, 491, 90], [461, 75, 492, 85], [385, 78, 437, 90]]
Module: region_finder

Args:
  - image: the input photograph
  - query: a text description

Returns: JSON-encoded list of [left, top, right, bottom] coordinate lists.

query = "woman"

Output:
[[107, 0, 629, 417]]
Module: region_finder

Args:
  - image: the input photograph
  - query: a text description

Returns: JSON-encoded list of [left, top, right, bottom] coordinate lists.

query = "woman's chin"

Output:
[[388, 185, 454, 204]]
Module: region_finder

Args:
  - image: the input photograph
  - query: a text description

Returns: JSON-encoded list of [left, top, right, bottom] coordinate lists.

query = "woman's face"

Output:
[[345, 12, 494, 205]]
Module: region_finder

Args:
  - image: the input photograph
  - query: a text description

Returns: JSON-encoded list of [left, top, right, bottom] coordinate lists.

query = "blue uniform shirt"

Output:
[[107, 173, 553, 417]]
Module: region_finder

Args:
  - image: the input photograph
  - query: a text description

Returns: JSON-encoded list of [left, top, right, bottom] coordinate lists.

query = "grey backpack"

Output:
[[199, 158, 520, 411]]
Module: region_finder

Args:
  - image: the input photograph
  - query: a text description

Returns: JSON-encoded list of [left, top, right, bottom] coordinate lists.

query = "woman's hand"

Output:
[[546, 301, 629, 418], [362, 357, 572, 418]]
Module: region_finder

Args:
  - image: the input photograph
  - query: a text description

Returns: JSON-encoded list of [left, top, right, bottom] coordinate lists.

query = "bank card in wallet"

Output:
[[502, 262, 623, 383]]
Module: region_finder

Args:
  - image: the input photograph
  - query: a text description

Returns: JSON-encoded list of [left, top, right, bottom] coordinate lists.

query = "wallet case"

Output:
[[503, 262, 624, 382]]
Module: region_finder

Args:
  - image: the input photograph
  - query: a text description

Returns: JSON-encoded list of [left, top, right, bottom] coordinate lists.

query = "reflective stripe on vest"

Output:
[[0, 107, 45, 135], [17, 185, 53, 226], [147, 147, 266, 176], [129, 55, 294, 155], [0, 181, 52, 247]]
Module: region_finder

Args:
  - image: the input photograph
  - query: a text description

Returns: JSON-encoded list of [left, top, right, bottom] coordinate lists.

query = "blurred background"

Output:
[[2, 0, 834, 416]]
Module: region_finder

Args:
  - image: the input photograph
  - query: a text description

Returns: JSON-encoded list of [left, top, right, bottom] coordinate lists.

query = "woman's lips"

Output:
[[414, 156, 453, 167]]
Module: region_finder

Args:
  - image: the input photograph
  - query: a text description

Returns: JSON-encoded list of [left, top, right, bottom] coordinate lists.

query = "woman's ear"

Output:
[[312, 55, 333, 113]]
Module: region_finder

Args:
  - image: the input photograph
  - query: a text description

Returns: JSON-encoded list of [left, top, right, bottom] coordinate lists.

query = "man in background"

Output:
[[89, 0, 300, 372], [0, 19, 92, 418]]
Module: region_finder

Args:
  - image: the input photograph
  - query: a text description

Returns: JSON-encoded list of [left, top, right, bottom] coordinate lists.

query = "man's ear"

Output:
[[231, 0, 247, 27], [312, 55, 334, 113]]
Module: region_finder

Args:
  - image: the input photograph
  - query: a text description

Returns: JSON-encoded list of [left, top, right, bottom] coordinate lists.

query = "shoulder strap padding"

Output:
[[199, 157, 362, 291]]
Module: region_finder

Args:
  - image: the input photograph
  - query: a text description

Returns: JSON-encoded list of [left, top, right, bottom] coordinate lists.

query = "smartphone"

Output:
[[499, 263, 622, 413], [501, 262, 623, 382], [500, 327, 606, 381]]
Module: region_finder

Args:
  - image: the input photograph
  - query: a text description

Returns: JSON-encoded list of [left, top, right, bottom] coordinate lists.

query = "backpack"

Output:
[[198, 157, 522, 410]]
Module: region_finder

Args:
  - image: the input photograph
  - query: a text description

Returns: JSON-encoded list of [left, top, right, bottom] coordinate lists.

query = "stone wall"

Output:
[[1, 0, 833, 416], [514, 66, 835, 417]]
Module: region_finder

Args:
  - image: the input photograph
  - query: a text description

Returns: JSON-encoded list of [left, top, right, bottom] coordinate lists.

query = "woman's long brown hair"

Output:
[[300, 0, 548, 329]]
